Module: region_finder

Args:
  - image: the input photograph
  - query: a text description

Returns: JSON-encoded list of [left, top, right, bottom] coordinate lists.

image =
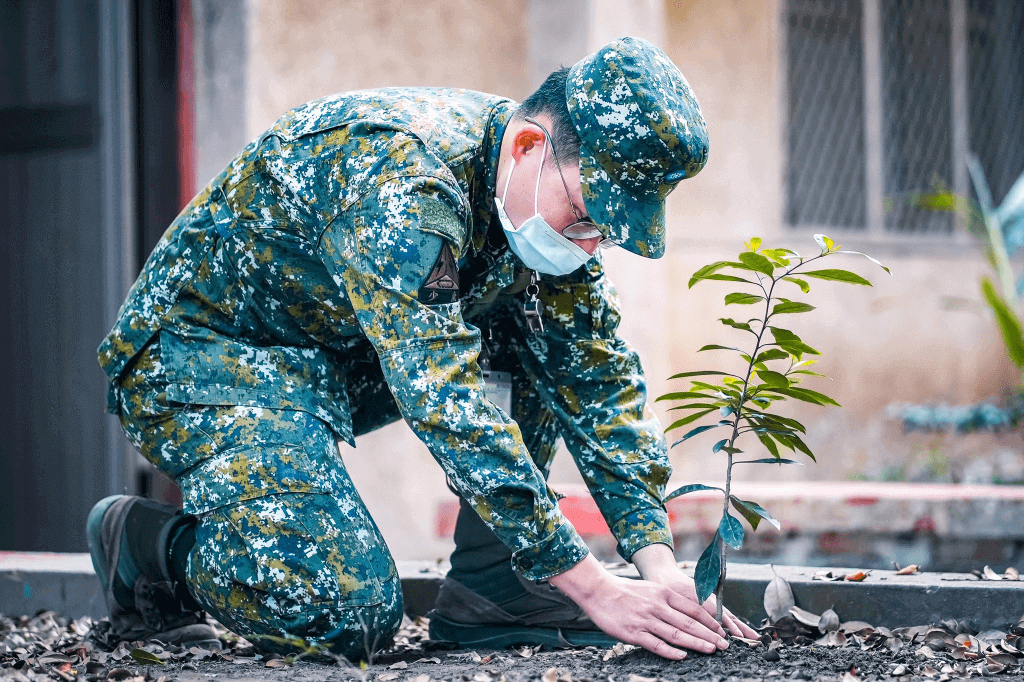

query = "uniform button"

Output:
[[518, 557, 534, 570]]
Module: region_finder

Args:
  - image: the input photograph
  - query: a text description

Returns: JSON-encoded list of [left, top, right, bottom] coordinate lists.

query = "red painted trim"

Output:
[[176, 0, 196, 210], [434, 482, 1024, 538]]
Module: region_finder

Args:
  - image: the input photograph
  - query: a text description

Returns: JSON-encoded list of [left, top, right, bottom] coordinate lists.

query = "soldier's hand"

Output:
[[549, 555, 729, 660], [630, 543, 759, 641]]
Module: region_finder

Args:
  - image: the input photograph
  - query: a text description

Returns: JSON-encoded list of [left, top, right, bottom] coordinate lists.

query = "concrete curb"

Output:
[[2, 553, 1021, 629]]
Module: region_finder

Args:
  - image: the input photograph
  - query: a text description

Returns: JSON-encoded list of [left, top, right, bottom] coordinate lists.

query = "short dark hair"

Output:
[[514, 67, 582, 165]]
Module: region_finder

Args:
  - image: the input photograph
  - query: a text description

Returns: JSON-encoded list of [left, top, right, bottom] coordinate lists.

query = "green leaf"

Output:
[[725, 292, 764, 305], [745, 237, 762, 251], [130, 648, 165, 665], [981, 277, 1024, 368], [719, 513, 745, 549], [696, 344, 744, 353], [694, 535, 723, 603], [731, 496, 781, 531], [801, 269, 872, 286], [665, 483, 723, 501], [783, 276, 810, 293], [834, 250, 891, 275], [677, 422, 726, 443], [655, 391, 714, 403], [760, 249, 791, 266], [781, 432, 817, 461], [745, 411, 808, 434], [735, 458, 803, 465], [692, 273, 756, 286], [665, 402, 721, 412], [813, 234, 837, 254], [771, 301, 816, 315], [912, 191, 959, 212], [757, 369, 789, 387], [720, 318, 756, 333], [769, 327, 820, 358], [664, 408, 718, 433], [785, 387, 840, 407], [719, 405, 734, 417], [690, 260, 732, 280], [792, 369, 827, 378], [668, 370, 741, 380], [712, 438, 729, 453], [755, 349, 790, 363], [761, 386, 840, 407], [738, 251, 775, 276], [757, 431, 780, 459]]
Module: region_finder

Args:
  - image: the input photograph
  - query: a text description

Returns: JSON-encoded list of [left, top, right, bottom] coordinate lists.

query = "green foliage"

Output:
[[980, 278, 1024, 369], [659, 235, 887, 621]]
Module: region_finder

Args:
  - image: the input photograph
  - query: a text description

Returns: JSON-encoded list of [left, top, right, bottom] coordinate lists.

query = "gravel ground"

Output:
[[2, 611, 1022, 682]]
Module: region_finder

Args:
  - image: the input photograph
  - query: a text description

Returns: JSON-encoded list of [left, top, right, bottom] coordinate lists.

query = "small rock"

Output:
[[763, 649, 781, 662]]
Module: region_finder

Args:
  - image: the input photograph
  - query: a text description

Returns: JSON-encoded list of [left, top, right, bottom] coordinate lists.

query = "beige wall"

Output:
[[221, 0, 1022, 562], [246, 0, 531, 137]]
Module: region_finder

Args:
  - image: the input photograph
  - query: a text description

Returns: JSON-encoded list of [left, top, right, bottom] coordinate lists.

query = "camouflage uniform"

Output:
[[99, 83, 679, 656]]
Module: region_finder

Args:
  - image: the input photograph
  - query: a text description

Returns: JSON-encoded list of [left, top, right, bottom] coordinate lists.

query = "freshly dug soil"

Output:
[[4, 612, 1024, 682]]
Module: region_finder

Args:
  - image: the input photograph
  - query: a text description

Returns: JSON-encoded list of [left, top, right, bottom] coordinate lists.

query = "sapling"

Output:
[[658, 234, 890, 624]]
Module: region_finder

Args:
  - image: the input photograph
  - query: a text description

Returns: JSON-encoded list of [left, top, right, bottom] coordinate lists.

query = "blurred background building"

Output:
[[2, 0, 1022, 569]]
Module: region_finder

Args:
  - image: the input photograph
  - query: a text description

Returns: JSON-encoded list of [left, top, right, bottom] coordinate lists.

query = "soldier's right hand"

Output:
[[549, 554, 730, 660]]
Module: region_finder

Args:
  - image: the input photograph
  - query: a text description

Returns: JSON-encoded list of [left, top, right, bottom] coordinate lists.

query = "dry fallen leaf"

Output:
[[375, 673, 400, 681], [626, 676, 661, 682], [542, 667, 559, 682], [892, 664, 907, 675], [764, 571, 795, 623], [1005, 567, 1020, 580], [409, 675, 433, 682], [819, 608, 840, 633], [983, 565, 1003, 580], [789, 606, 820, 629], [896, 564, 919, 575], [388, 661, 408, 669], [265, 659, 288, 668], [845, 571, 868, 582]]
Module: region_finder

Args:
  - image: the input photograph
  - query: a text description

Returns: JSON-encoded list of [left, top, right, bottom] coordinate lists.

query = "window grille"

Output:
[[882, 0, 953, 234], [785, 0, 1024, 235], [785, 0, 867, 230], [968, 0, 1024, 206]]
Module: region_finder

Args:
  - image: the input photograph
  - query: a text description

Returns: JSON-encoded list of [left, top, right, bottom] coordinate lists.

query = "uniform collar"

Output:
[[469, 101, 515, 254]]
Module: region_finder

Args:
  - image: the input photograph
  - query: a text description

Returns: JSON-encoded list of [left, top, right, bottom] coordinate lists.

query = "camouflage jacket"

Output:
[[98, 88, 672, 580]]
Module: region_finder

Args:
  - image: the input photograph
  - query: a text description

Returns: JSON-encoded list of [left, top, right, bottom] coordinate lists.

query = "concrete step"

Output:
[[3, 552, 1021, 630]]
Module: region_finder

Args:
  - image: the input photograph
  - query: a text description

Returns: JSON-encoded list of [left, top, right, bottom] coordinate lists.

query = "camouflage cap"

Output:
[[566, 37, 709, 258]]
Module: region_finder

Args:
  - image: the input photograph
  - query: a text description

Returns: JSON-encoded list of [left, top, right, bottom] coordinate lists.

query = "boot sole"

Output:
[[427, 612, 619, 649]]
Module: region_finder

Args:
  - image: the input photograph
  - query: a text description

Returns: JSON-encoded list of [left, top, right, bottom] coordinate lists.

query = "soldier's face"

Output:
[[499, 122, 603, 256]]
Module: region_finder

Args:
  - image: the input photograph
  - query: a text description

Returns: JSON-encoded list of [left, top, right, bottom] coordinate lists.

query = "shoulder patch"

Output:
[[419, 243, 460, 304]]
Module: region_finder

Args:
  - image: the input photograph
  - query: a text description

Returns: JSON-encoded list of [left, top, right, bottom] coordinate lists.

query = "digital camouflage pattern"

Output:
[[116, 344, 403, 659], [567, 36, 709, 259], [100, 86, 672, 648]]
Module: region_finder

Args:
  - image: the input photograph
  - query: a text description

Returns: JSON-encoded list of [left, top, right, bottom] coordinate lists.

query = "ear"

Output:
[[511, 125, 545, 163]]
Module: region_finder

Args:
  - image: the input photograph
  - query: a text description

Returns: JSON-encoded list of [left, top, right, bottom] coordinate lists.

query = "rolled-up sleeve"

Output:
[[319, 175, 590, 579]]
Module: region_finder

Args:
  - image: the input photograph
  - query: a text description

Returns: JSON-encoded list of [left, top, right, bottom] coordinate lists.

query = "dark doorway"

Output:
[[0, 0, 187, 551]]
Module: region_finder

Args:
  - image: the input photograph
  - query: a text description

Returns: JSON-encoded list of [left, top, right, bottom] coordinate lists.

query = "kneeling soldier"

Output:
[[89, 37, 757, 662]]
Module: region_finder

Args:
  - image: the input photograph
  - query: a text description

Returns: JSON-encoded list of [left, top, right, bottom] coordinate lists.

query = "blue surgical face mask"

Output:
[[494, 137, 594, 276]]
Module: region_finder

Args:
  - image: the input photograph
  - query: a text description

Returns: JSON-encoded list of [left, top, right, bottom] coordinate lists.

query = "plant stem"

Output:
[[716, 452, 733, 624]]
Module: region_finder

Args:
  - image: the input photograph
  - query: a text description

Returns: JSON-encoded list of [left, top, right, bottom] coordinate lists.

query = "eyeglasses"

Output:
[[524, 117, 616, 250]]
